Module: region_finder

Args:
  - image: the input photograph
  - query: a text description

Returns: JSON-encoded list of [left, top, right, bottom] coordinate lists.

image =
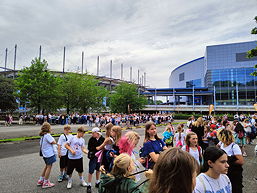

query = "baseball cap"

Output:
[[92, 127, 102, 135]]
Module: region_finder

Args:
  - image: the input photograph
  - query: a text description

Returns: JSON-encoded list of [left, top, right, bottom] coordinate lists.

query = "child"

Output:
[[96, 126, 122, 172], [174, 124, 186, 148], [182, 132, 202, 165], [37, 122, 56, 189], [57, 125, 73, 182], [87, 127, 105, 193], [65, 126, 88, 189], [162, 123, 174, 147]]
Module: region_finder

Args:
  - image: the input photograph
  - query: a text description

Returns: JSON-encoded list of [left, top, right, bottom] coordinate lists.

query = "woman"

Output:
[[243, 119, 252, 144], [149, 148, 199, 193], [194, 147, 231, 193], [191, 117, 205, 148], [182, 132, 202, 165], [99, 153, 149, 193], [162, 123, 174, 147], [140, 121, 167, 169], [218, 129, 244, 193]]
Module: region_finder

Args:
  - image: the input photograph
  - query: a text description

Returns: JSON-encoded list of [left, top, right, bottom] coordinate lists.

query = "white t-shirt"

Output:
[[181, 146, 201, 164], [218, 142, 242, 156], [194, 173, 232, 193], [174, 132, 186, 146], [67, 135, 86, 159], [40, 133, 55, 158], [57, 134, 74, 156]]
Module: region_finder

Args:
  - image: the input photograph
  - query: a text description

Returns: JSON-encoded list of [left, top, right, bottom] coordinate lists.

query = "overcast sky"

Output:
[[0, 0, 256, 88]]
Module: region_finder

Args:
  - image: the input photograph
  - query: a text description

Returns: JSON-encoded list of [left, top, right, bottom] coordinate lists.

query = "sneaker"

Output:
[[58, 175, 63, 182], [95, 182, 100, 188], [37, 179, 44, 186], [243, 152, 247, 157], [67, 180, 72, 189], [87, 185, 92, 193], [42, 181, 55, 189], [81, 180, 87, 187]]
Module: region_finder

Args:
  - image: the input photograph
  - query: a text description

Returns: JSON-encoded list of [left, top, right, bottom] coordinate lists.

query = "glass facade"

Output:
[[206, 68, 257, 105], [186, 79, 201, 88]]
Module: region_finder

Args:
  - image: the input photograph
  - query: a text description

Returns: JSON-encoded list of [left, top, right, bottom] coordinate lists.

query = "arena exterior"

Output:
[[169, 40, 257, 107]]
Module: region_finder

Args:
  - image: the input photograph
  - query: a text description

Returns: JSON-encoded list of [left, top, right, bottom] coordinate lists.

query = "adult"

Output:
[[191, 117, 205, 148], [194, 147, 231, 193], [218, 129, 244, 193], [140, 121, 167, 169], [149, 148, 199, 193]]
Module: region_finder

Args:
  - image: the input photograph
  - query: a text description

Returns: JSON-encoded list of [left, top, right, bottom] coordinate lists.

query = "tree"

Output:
[[247, 16, 257, 76], [60, 73, 107, 114], [0, 76, 17, 112], [109, 82, 147, 113], [14, 58, 62, 113]]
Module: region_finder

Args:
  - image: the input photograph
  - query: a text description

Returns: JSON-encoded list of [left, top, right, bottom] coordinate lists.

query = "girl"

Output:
[[182, 132, 202, 165], [149, 148, 199, 193], [174, 124, 186, 148], [162, 122, 174, 147], [194, 147, 231, 193], [217, 129, 244, 193], [243, 119, 252, 144], [37, 122, 57, 189], [140, 121, 167, 169], [97, 125, 122, 172], [99, 153, 149, 193], [118, 131, 142, 182]]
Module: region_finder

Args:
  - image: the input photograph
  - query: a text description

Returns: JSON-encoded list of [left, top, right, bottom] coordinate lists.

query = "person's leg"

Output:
[[44, 165, 52, 180]]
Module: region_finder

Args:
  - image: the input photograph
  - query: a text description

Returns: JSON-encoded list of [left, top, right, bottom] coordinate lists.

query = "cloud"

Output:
[[0, 0, 256, 88]]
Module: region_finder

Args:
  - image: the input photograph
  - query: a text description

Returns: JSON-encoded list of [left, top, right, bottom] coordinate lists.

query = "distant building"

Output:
[[169, 40, 257, 106]]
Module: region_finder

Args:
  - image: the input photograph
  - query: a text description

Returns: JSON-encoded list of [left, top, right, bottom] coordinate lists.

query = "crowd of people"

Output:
[[37, 113, 257, 193]]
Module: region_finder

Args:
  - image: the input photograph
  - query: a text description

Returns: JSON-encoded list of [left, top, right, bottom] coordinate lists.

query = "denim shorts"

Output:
[[89, 157, 100, 174], [43, 155, 56, 165]]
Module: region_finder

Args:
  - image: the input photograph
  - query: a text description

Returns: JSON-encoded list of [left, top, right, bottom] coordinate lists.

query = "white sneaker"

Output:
[[67, 180, 72, 189], [81, 180, 87, 187]]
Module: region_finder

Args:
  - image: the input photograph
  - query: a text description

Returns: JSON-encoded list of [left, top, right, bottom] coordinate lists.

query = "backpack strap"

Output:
[[197, 145, 202, 163], [130, 179, 150, 193], [198, 175, 206, 193], [186, 145, 189, 152], [64, 134, 68, 141]]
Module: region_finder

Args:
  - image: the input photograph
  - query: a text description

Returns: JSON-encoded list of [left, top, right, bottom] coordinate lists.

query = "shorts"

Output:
[[43, 155, 56, 165], [60, 154, 69, 169], [89, 157, 100, 174], [67, 158, 83, 175], [246, 132, 251, 137]]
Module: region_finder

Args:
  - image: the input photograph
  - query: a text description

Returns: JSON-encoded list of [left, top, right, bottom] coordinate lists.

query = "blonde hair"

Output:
[[192, 117, 203, 127], [39, 122, 51, 136], [125, 131, 140, 146], [111, 126, 122, 143], [111, 153, 134, 177], [218, 129, 234, 145], [105, 123, 113, 137], [64, 125, 71, 131]]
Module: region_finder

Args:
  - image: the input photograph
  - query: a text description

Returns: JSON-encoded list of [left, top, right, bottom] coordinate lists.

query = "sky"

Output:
[[0, 0, 256, 88]]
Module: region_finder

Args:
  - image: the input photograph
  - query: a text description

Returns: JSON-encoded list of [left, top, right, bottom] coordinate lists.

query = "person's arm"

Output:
[[96, 138, 110, 150], [234, 155, 244, 165], [82, 146, 88, 154], [65, 142, 75, 155], [58, 144, 62, 158], [149, 152, 159, 163]]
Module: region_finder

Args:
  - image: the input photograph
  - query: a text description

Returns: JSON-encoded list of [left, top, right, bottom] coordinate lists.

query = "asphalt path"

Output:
[[0, 125, 257, 193]]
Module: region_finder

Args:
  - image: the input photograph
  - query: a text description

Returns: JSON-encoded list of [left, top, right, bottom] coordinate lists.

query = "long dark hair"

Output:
[[144, 121, 160, 142], [149, 148, 199, 193], [202, 147, 227, 172]]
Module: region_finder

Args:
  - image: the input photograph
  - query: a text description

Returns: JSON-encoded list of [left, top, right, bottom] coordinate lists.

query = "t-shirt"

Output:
[[194, 173, 232, 193], [182, 146, 201, 164], [218, 142, 242, 156], [67, 135, 86, 159], [174, 132, 186, 146], [57, 134, 74, 156], [40, 133, 55, 158], [142, 139, 166, 168]]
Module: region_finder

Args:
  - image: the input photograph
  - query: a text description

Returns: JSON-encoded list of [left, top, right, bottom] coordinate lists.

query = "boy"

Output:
[[87, 127, 105, 193], [57, 125, 73, 182], [65, 126, 88, 189]]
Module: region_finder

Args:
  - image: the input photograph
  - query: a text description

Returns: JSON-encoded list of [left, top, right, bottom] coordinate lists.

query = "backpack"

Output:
[[185, 145, 202, 163]]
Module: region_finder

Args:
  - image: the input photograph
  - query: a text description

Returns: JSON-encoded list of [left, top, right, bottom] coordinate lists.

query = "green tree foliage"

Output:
[[109, 82, 147, 113], [14, 58, 62, 113], [247, 16, 257, 76], [60, 73, 107, 114], [0, 76, 17, 112]]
